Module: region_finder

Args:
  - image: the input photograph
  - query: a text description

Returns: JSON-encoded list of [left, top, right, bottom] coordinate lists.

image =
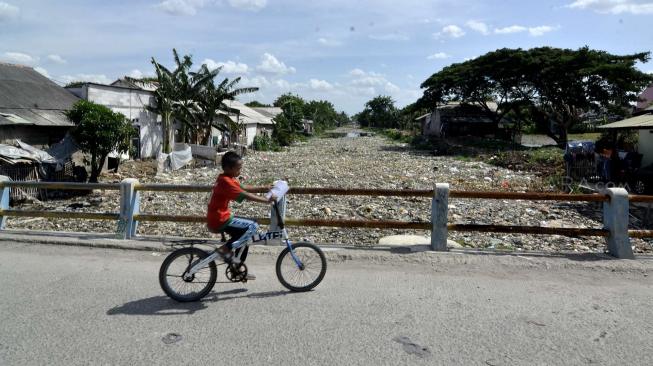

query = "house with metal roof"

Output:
[[416, 102, 499, 138], [218, 100, 274, 147], [0, 62, 79, 147], [66, 81, 161, 159], [599, 110, 653, 167]]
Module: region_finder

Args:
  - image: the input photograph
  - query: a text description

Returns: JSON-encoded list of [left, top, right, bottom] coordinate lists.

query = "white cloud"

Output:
[[433, 25, 466, 39], [240, 75, 270, 88], [202, 58, 249, 74], [60, 73, 113, 85], [369, 33, 410, 41], [34, 67, 50, 78], [1, 51, 37, 65], [494, 24, 558, 36], [128, 69, 144, 78], [318, 38, 342, 47], [494, 25, 528, 34], [228, 0, 267, 11], [256, 53, 296, 75], [427, 52, 451, 60], [309, 79, 333, 91], [0, 1, 18, 21], [348, 68, 399, 97], [46, 54, 67, 64], [528, 25, 558, 36], [349, 68, 366, 77], [466, 20, 490, 35], [156, 0, 206, 16], [566, 0, 653, 14]]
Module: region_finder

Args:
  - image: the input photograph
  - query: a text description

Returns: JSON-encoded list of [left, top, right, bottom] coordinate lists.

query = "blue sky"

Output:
[[1, 0, 652, 114]]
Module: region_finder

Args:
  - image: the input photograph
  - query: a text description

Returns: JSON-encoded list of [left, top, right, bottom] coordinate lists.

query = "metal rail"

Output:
[[448, 224, 609, 237], [0, 209, 119, 221], [0, 181, 121, 191], [0, 179, 650, 257]]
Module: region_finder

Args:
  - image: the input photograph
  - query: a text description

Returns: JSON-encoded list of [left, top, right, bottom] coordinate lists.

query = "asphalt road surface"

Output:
[[0, 243, 651, 366]]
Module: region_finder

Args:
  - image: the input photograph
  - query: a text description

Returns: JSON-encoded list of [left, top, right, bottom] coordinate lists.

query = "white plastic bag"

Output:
[[266, 180, 289, 202]]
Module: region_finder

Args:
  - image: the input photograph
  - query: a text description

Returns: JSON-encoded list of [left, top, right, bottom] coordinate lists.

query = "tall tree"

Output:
[[272, 98, 304, 146], [359, 95, 398, 128], [418, 47, 652, 146], [67, 101, 135, 182], [150, 49, 190, 153], [150, 49, 258, 149]]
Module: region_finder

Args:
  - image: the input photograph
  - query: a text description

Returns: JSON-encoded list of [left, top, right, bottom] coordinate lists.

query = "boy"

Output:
[[207, 151, 275, 280]]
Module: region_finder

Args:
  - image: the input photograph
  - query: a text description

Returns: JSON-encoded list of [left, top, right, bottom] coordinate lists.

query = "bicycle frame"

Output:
[[186, 199, 304, 277]]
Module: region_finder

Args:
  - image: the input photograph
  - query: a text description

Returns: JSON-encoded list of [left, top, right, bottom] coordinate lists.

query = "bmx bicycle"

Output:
[[159, 197, 327, 302]]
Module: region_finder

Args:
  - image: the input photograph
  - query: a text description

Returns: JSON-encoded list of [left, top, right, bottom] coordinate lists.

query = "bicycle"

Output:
[[158, 198, 327, 302]]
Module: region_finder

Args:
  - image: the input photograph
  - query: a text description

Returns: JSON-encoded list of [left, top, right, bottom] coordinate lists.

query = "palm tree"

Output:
[[150, 50, 259, 149], [150, 49, 191, 153], [193, 75, 258, 145]]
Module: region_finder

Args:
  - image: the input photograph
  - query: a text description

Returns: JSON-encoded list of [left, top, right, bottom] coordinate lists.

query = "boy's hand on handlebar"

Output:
[[268, 194, 277, 203]]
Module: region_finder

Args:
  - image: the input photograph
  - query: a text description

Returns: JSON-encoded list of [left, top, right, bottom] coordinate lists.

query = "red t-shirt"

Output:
[[206, 174, 246, 231]]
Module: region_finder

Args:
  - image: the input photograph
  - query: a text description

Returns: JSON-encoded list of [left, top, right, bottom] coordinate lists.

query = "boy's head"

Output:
[[221, 151, 242, 177]]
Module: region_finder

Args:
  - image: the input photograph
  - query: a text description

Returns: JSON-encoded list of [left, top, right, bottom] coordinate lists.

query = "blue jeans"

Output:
[[222, 217, 258, 250]]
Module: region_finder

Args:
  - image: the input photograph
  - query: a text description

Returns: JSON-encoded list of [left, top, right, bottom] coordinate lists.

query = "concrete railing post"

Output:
[[603, 187, 634, 259], [0, 176, 10, 230], [269, 196, 287, 245], [431, 183, 449, 251], [118, 178, 139, 239]]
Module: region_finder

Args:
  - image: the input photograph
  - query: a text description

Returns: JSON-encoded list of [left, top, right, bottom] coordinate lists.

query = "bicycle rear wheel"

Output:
[[276, 242, 327, 292], [159, 247, 217, 302]]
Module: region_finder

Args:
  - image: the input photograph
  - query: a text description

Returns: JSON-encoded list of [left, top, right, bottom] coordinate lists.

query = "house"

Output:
[[252, 106, 314, 135], [218, 100, 274, 146], [416, 102, 498, 138], [0, 63, 79, 147], [598, 111, 653, 167], [637, 83, 653, 111], [251, 107, 282, 120], [66, 80, 161, 159], [302, 119, 314, 135]]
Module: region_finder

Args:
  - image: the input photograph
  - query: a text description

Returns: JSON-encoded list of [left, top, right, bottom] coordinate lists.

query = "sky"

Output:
[[0, 0, 652, 114]]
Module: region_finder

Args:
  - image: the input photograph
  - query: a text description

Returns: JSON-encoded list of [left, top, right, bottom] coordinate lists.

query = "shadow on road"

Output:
[[107, 288, 297, 316]]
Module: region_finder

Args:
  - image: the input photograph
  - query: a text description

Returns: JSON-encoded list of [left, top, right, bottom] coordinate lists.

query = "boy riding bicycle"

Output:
[[206, 151, 276, 280]]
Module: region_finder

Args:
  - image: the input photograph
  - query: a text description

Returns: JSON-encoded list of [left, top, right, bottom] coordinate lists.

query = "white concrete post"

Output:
[[118, 178, 139, 239], [431, 183, 449, 251], [0, 176, 10, 230], [603, 187, 634, 259]]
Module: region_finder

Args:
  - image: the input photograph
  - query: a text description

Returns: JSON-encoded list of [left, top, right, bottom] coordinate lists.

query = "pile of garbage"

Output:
[[7, 130, 652, 254]]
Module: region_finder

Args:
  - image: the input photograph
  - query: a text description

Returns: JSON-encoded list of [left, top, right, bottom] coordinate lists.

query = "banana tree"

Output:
[[149, 49, 192, 153]]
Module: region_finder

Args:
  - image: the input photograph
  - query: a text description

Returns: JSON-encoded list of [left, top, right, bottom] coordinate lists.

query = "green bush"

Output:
[[252, 134, 280, 151]]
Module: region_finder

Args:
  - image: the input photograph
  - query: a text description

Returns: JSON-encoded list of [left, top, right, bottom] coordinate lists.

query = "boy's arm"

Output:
[[242, 191, 275, 204]]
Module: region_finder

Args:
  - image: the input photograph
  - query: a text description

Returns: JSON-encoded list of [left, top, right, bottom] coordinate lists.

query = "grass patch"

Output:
[[568, 132, 601, 141]]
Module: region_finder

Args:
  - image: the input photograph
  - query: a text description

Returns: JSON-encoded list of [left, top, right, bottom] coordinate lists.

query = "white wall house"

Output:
[[66, 82, 161, 159], [222, 100, 274, 146]]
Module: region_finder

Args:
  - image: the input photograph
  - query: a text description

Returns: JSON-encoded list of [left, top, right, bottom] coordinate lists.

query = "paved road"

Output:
[[0, 243, 651, 366]]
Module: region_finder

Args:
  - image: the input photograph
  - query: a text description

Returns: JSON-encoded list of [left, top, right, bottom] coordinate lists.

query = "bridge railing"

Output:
[[0, 176, 651, 259]]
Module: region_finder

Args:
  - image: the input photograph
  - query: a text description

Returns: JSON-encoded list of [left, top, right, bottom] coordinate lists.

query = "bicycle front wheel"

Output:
[[276, 242, 327, 292], [159, 247, 217, 302]]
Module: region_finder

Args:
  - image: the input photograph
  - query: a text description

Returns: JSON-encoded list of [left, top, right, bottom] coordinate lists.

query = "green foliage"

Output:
[[66, 100, 135, 182], [150, 49, 258, 150], [272, 99, 304, 146], [273, 93, 305, 109], [64, 81, 87, 88], [252, 134, 280, 151], [245, 100, 271, 108], [418, 47, 653, 147], [357, 95, 398, 128]]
